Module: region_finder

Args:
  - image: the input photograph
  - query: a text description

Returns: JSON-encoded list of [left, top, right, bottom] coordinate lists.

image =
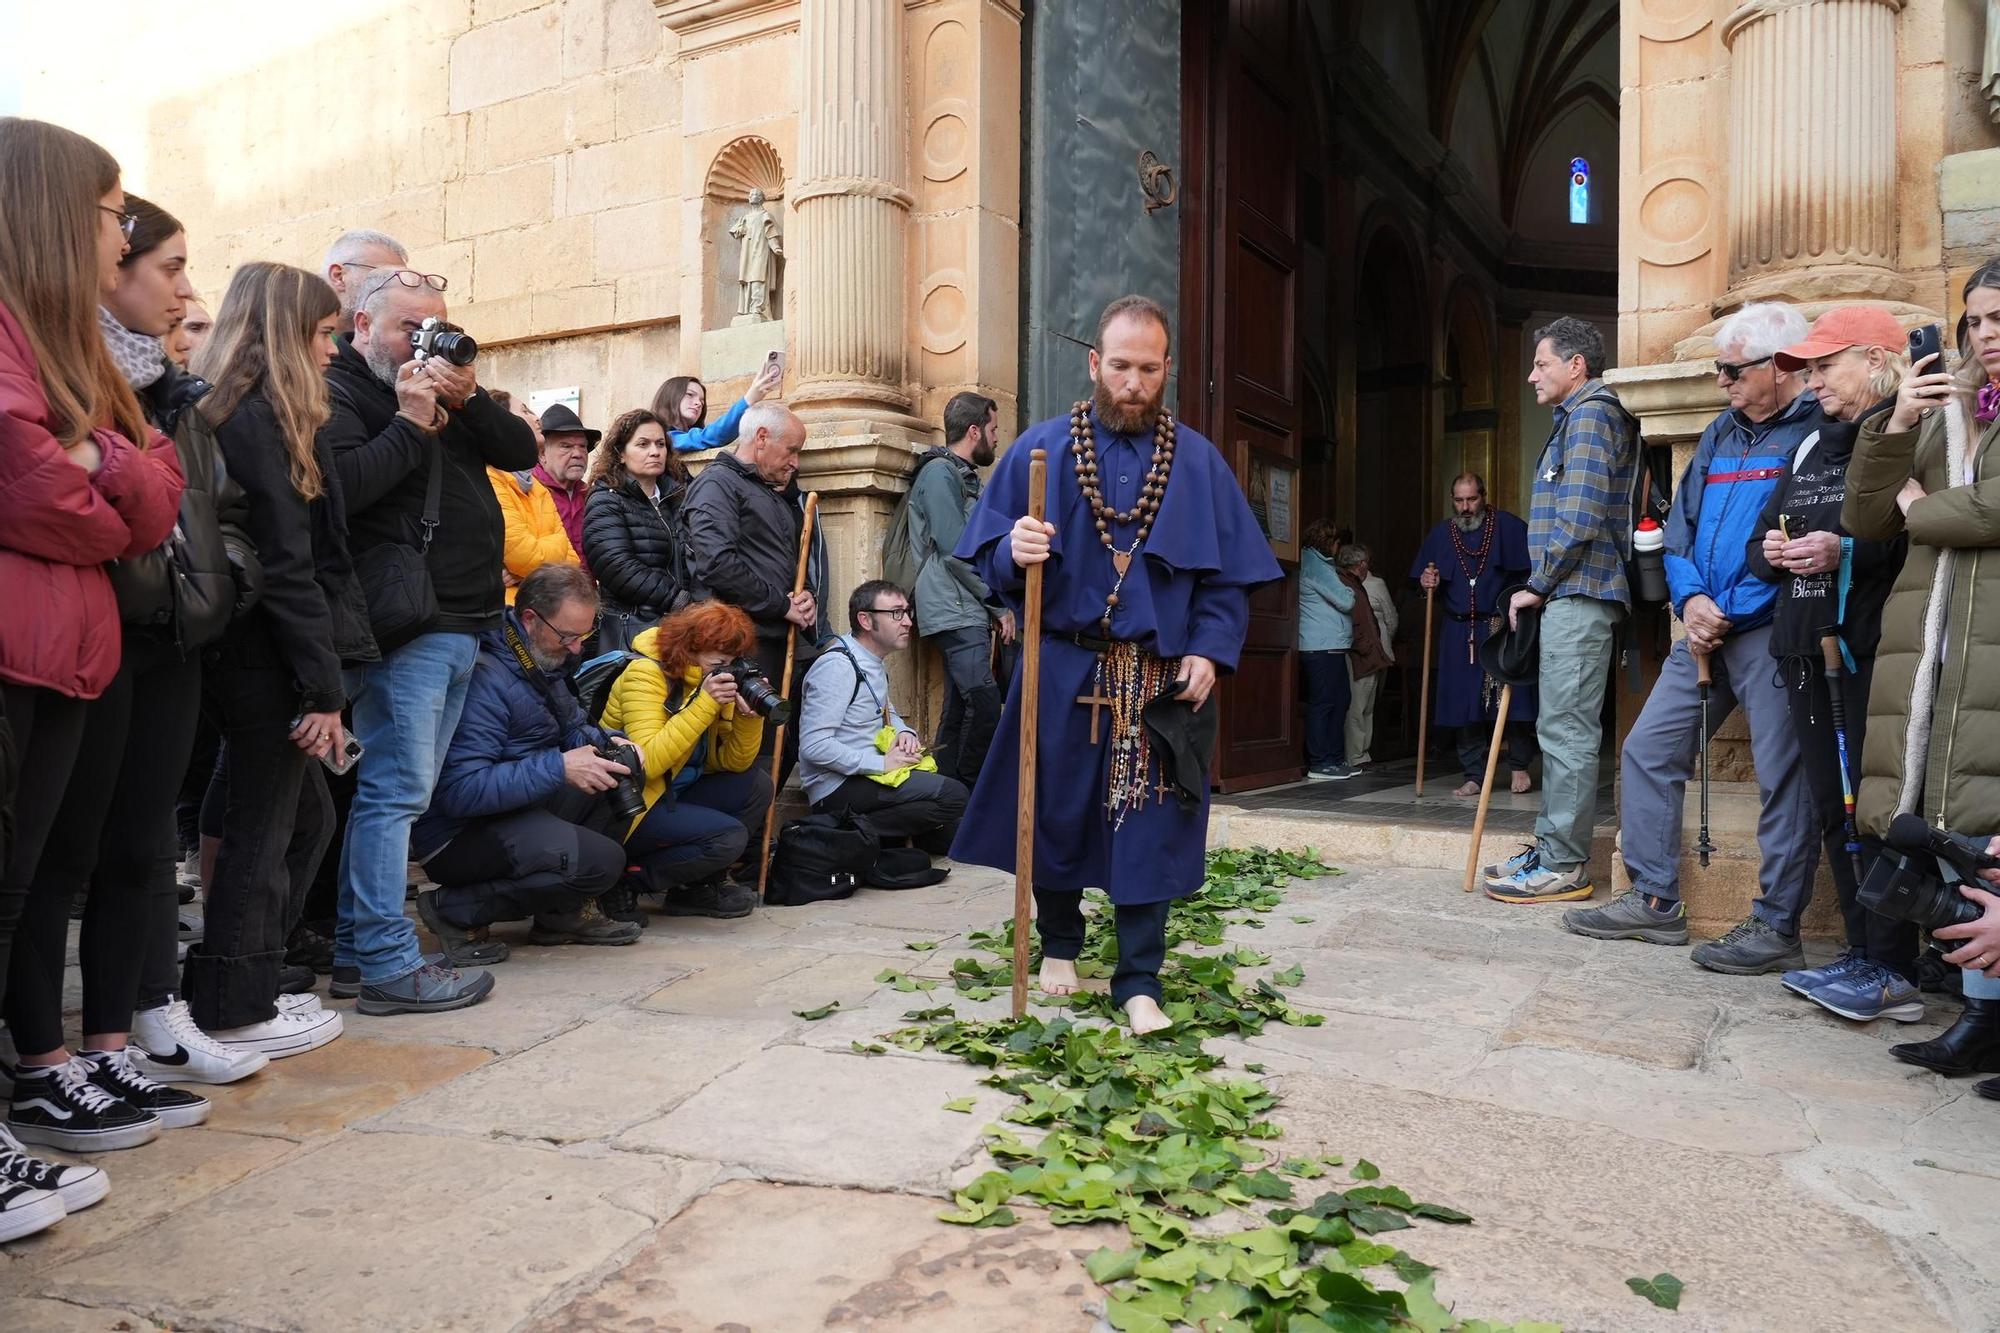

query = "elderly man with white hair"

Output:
[[1560, 301, 1825, 975], [322, 228, 427, 334]]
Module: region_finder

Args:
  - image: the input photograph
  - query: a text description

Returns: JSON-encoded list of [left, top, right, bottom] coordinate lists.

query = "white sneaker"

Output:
[[209, 1007, 342, 1059], [176, 852, 202, 887], [276, 992, 324, 1015], [130, 1000, 269, 1085], [0, 1123, 102, 1230]]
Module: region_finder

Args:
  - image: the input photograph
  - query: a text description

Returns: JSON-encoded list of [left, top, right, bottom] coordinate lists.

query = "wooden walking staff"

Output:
[[1461, 682, 1513, 892], [1415, 564, 1437, 796], [1010, 449, 1049, 1019], [756, 492, 819, 898]]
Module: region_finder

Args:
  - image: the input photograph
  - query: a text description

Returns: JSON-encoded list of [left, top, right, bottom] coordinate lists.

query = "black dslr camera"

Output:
[[1859, 814, 1998, 931], [412, 316, 477, 367], [596, 740, 646, 821], [718, 658, 792, 726]]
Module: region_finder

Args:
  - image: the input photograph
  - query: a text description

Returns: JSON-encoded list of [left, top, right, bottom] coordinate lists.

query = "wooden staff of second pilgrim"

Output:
[[949, 295, 1283, 1035]]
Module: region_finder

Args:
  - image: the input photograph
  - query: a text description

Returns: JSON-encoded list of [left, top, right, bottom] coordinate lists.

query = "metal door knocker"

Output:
[[1138, 150, 1177, 214]]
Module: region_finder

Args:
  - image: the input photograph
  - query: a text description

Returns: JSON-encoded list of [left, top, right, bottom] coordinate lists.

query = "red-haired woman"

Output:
[[598, 600, 772, 920]]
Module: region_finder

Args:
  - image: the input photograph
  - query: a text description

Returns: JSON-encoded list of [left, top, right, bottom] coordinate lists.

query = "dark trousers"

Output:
[[814, 770, 968, 854], [754, 631, 806, 791], [626, 767, 772, 889], [1791, 662, 1915, 980], [928, 625, 1002, 786], [0, 686, 88, 1014], [10, 632, 199, 1049], [1456, 721, 1537, 782], [1033, 887, 1171, 1004], [176, 712, 221, 853], [1301, 650, 1350, 767], [186, 660, 334, 1030], [424, 789, 625, 928]]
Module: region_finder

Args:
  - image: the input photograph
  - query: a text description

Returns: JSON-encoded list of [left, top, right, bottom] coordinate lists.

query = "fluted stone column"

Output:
[[1721, 0, 1909, 305], [790, 0, 917, 415]]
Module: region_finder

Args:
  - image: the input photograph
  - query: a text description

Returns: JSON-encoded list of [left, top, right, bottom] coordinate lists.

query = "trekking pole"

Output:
[[1694, 646, 1716, 868], [1820, 630, 1865, 883], [757, 492, 819, 898], [1011, 449, 1048, 1020], [1461, 682, 1512, 892], [1415, 565, 1436, 796]]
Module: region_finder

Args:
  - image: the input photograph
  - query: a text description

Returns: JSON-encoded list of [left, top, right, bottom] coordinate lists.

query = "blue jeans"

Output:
[[1964, 968, 2000, 1000], [1533, 596, 1619, 869], [336, 632, 479, 985]]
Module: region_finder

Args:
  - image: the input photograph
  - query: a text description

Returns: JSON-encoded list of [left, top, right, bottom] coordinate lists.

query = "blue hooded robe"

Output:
[[947, 407, 1282, 904]]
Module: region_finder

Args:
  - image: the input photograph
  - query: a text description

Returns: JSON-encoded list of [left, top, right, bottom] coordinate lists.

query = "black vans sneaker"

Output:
[[8, 1057, 161, 1153], [0, 1175, 64, 1243], [0, 1123, 107, 1214], [79, 1049, 210, 1129]]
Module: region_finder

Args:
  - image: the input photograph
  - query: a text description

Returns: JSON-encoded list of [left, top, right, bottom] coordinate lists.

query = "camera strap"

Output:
[[417, 445, 443, 552]]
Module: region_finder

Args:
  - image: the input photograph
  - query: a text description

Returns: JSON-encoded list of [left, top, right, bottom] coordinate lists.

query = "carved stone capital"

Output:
[[653, 0, 797, 56]]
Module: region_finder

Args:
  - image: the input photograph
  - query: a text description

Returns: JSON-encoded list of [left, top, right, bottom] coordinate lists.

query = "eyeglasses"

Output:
[[99, 205, 136, 241], [530, 609, 600, 648], [863, 606, 914, 622], [345, 263, 449, 293], [1716, 354, 1773, 383]]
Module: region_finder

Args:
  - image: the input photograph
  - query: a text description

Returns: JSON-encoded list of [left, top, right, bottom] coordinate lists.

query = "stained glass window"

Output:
[[1569, 157, 1590, 225]]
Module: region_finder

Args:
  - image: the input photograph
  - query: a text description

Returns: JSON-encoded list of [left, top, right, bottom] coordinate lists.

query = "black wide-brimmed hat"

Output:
[[1144, 679, 1219, 810], [1478, 599, 1541, 686], [539, 402, 601, 444]]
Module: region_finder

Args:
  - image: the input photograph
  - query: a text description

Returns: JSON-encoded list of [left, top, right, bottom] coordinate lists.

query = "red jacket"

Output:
[[0, 301, 183, 698]]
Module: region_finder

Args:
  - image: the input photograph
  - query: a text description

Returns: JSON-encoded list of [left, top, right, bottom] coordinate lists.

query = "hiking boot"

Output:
[[1485, 860, 1593, 905], [1891, 996, 2000, 1076], [1483, 844, 1538, 881], [1692, 916, 1805, 976], [130, 999, 269, 1085], [278, 963, 318, 995], [329, 965, 361, 1000], [284, 921, 337, 974], [1782, 948, 1865, 998], [416, 892, 511, 967], [1807, 961, 1927, 1023], [660, 877, 758, 919], [78, 1048, 210, 1129], [597, 879, 649, 927], [1561, 891, 1689, 945], [8, 1057, 160, 1153], [355, 957, 495, 1017], [529, 898, 643, 946]]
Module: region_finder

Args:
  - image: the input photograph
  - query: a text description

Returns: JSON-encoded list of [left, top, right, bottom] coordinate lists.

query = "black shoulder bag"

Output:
[[355, 445, 442, 653]]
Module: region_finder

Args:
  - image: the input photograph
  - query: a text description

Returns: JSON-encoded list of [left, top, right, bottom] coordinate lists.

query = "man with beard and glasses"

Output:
[[324, 268, 537, 1015], [410, 565, 641, 958], [904, 391, 1017, 784], [949, 295, 1282, 1035], [1413, 472, 1537, 796]]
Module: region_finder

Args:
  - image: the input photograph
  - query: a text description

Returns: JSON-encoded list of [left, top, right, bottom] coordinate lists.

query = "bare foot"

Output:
[[1038, 959, 1079, 996], [1125, 995, 1173, 1035], [1452, 780, 1481, 798], [1510, 770, 1532, 795]]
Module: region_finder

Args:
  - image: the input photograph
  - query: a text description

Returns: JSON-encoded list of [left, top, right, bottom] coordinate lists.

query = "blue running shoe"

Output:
[[1808, 961, 1927, 1024], [1782, 948, 1865, 998], [1484, 844, 1538, 882]]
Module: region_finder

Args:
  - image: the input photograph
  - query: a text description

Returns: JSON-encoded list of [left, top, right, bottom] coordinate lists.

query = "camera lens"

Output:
[[429, 329, 478, 366]]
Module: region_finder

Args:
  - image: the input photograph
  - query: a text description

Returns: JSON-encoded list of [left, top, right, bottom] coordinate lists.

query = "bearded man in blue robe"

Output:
[[950, 295, 1282, 1034]]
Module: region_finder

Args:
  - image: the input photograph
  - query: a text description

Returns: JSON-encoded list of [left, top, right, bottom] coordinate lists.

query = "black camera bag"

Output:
[[765, 812, 881, 906], [355, 446, 442, 652]]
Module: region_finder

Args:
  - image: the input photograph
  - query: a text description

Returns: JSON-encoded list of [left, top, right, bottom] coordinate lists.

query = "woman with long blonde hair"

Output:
[[165, 262, 374, 1065], [0, 117, 182, 1232]]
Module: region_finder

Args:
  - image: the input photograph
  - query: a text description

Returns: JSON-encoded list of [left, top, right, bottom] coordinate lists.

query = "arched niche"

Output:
[[703, 136, 787, 332]]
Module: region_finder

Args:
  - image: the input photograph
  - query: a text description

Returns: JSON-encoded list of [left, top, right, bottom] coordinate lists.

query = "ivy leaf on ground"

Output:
[[1270, 963, 1305, 987], [1346, 1205, 1414, 1234], [942, 1096, 977, 1113], [792, 1001, 840, 1020], [1627, 1272, 1685, 1310], [1351, 1158, 1381, 1180], [850, 1041, 886, 1055], [1411, 1201, 1473, 1224], [905, 940, 939, 951]]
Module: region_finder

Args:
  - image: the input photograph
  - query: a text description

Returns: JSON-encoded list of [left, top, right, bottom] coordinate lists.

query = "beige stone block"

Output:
[[446, 159, 558, 237], [613, 62, 682, 135], [453, 292, 538, 344], [532, 282, 618, 333], [474, 0, 549, 21], [604, 321, 681, 407], [1637, 25, 1720, 89], [615, 267, 681, 323], [390, 113, 469, 195], [606, 0, 663, 69], [1637, 79, 1713, 167], [473, 214, 593, 298], [0, 1300, 164, 1331], [371, 185, 449, 250], [449, 5, 562, 113], [408, 238, 475, 298], [562, 0, 610, 77], [466, 82, 613, 172], [200, 1035, 491, 1140], [1940, 148, 2000, 214], [681, 30, 800, 129], [565, 127, 678, 215], [593, 198, 678, 277]]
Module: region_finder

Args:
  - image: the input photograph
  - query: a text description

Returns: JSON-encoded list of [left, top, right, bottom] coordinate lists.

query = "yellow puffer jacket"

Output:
[[487, 467, 579, 604], [599, 625, 765, 833]]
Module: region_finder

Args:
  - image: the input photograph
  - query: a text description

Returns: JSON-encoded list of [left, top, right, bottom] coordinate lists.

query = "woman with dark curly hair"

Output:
[[582, 408, 686, 648], [598, 600, 772, 920]]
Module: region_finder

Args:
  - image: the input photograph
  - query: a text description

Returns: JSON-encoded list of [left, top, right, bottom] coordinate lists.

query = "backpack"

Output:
[[573, 649, 642, 723], [764, 812, 881, 906], [1580, 389, 1673, 603], [881, 452, 952, 594]]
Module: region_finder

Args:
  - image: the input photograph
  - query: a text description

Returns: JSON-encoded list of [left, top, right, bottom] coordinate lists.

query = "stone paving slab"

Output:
[[639, 947, 912, 1019], [1280, 947, 1547, 1030], [1498, 972, 1721, 1069], [529, 1180, 1118, 1332], [0, 1298, 166, 1331], [615, 1045, 1012, 1188], [200, 1034, 491, 1139], [1247, 1010, 1494, 1095], [30, 1131, 697, 1332]]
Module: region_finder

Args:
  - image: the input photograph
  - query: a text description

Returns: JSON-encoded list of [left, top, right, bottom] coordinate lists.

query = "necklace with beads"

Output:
[[1069, 400, 1176, 634], [1449, 511, 1497, 666]]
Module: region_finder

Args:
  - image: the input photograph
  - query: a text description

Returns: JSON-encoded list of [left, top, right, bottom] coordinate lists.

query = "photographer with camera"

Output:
[[1843, 256, 2000, 1078], [798, 581, 967, 853], [598, 601, 773, 920], [324, 265, 536, 1015], [410, 565, 641, 959]]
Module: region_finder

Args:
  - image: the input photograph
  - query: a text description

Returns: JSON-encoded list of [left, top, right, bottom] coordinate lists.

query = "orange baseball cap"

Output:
[[1775, 306, 1907, 370]]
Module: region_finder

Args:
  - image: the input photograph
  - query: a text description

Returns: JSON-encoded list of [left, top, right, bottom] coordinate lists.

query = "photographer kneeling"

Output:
[[798, 581, 967, 855], [599, 601, 772, 920], [410, 565, 642, 955]]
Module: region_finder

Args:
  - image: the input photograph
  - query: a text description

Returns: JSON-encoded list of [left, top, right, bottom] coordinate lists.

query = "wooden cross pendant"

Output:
[[1076, 690, 1117, 744], [1153, 770, 1175, 802], [1111, 550, 1132, 576]]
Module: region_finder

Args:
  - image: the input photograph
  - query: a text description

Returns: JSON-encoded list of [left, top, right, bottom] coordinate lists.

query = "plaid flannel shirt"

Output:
[[1526, 378, 1637, 606]]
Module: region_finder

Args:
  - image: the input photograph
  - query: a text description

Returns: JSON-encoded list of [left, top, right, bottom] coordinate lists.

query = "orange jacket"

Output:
[[487, 466, 579, 603]]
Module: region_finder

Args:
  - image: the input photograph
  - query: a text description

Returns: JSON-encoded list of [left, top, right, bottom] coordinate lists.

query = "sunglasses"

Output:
[[1716, 354, 1773, 383], [99, 205, 136, 241], [345, 263, 449, 293]]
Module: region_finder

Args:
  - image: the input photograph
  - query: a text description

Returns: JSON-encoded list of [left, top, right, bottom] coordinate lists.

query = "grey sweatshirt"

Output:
[[797, 634, 911, 803]]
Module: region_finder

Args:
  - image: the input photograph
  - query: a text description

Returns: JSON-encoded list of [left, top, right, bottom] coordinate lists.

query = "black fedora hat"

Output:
[[539, 402, 601, 445], [1478, 599, 1540, 686]]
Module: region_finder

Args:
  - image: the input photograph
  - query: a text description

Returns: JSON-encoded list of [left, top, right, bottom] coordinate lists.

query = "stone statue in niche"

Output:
[[730, 188, 784, 324]]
